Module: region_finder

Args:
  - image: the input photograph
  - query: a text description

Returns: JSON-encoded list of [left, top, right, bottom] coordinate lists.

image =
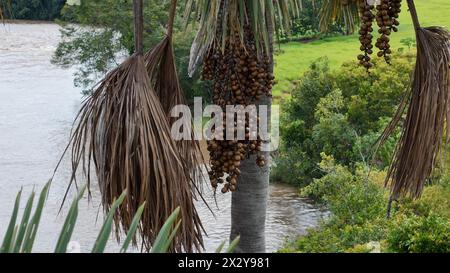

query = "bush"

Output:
[[280, 155, 389, 252], [301, 155, 387, 224], [275, 52, 448, 254], [271, 144, 319, 186], [387, 213, 450, 253], [273, 54, 413, 186], [285, 156, 449, 253], [299, 153, 353, 203]]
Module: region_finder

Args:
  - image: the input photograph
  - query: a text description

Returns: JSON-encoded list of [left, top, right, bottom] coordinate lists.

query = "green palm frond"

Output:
[[0, 184, 188, 253], [318, 0, 361, 34], [185, 0, 302, 75]]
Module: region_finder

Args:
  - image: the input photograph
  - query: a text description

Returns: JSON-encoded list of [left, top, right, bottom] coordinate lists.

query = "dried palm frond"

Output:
[[184, 0, 302, 76], [318, 0, 360, 34], [144, 0, 206, 191], [380, 0, 450, 200], [58, 0, 204, 252]]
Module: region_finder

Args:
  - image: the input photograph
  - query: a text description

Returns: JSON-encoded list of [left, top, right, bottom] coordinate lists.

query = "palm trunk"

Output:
[[230, 15, 274, 254], [230, 97, 272, 253]]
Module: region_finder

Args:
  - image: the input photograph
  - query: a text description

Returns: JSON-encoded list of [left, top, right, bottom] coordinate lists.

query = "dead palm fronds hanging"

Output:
[[144, 0, 206, 191], [318, 0, 361, 34], [380, 0, 450, 200], [60, 0, 204, 252]]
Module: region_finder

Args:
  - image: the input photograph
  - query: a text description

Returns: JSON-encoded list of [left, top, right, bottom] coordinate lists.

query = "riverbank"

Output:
[[2, 19, 55, 24]]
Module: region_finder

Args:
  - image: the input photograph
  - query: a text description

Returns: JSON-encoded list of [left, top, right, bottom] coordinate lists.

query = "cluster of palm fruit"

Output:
[[202, 25, 273, 193], [357, 1, 375, 70], [357, 0, 402, 68]]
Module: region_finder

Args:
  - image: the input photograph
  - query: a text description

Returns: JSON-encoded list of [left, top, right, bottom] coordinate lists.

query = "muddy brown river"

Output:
[[0, 22, 326, 252]]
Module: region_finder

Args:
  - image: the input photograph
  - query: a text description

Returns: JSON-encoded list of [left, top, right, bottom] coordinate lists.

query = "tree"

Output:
[[52, 0, 203, 101], [183, 0, 302, 252], [1, 0, 65, 20], [52, 0, 449, 253], [53, 0, 355, 253]]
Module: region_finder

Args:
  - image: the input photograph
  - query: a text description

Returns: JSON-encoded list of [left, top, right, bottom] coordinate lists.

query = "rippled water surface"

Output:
[[0, 23, 325, 252]]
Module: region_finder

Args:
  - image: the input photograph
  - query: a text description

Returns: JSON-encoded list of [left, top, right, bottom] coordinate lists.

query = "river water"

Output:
[[0, 22, 325, 253]]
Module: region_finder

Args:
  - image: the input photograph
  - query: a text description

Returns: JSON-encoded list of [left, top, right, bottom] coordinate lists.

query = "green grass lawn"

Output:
[[273, 0, 450, 100]]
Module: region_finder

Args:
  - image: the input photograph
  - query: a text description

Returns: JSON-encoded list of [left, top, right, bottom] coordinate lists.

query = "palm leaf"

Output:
[[318, 0, 360, 34], [12, 191, 35, 252], [144, 36, 207, 196], [151, 207, 181, 253], [120, 201, 146, 253], [380, 0, 450, 200], [0, 189, 22, 253], [54, 185, 86, 253], [226, 235, 240, 253], [21, 180, 51, 253], [92, 190, 127, 253], [185, 0, 302, 75], [215, 240, 226, 253]]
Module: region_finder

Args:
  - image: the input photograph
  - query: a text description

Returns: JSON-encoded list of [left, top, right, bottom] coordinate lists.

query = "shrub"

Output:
[[387, 213, 450, 253], [286, 156, 389, 252], [273, 54, 413, 186]]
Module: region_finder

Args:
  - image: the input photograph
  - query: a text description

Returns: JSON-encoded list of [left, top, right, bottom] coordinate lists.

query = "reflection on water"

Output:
[[0, 22, 326, 252]]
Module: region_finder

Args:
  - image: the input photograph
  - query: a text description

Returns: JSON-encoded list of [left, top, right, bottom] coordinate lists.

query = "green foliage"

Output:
[[120, 202, 146, 253], [397, 179, 450, 220], [283, 57, 334, 136], [273, 0, 450, 97], [1, 182, 237, 253], [281, 156, 388, 253], [213, 236, 240, 253], [400, 37, 416, 50], [1, 0, 65, 20], [299, 153, 354, 203], [287, 0, 345, 40], [301, 155, 387, 225], [311, 90, 356, 166], [20, 180, 51, 253], [0, 187, 22, 252], [334, 54, 414, 133], [0, 181, 51, 253], [54, 185, 86, 253], [150, 207, 182, 253], [1, 183, 165, 253], [52, 0, 205, 101], [271, 143, 318, 186], [91, 190, 128, 253], [387, 213, 450, 253], [281, 155, 450, 253], [273, 54, 412, 186]]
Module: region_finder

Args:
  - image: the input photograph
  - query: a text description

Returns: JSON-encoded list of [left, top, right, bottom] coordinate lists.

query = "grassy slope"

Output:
[[273, 0, 450, 100]]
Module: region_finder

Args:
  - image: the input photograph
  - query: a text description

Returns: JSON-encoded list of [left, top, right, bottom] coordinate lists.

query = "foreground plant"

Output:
[[0, 182, 150, 253], [1, 182, 236, 253]]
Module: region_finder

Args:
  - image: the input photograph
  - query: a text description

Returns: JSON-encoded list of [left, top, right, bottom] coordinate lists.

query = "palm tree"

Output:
[[184, 0, 302, 252]]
